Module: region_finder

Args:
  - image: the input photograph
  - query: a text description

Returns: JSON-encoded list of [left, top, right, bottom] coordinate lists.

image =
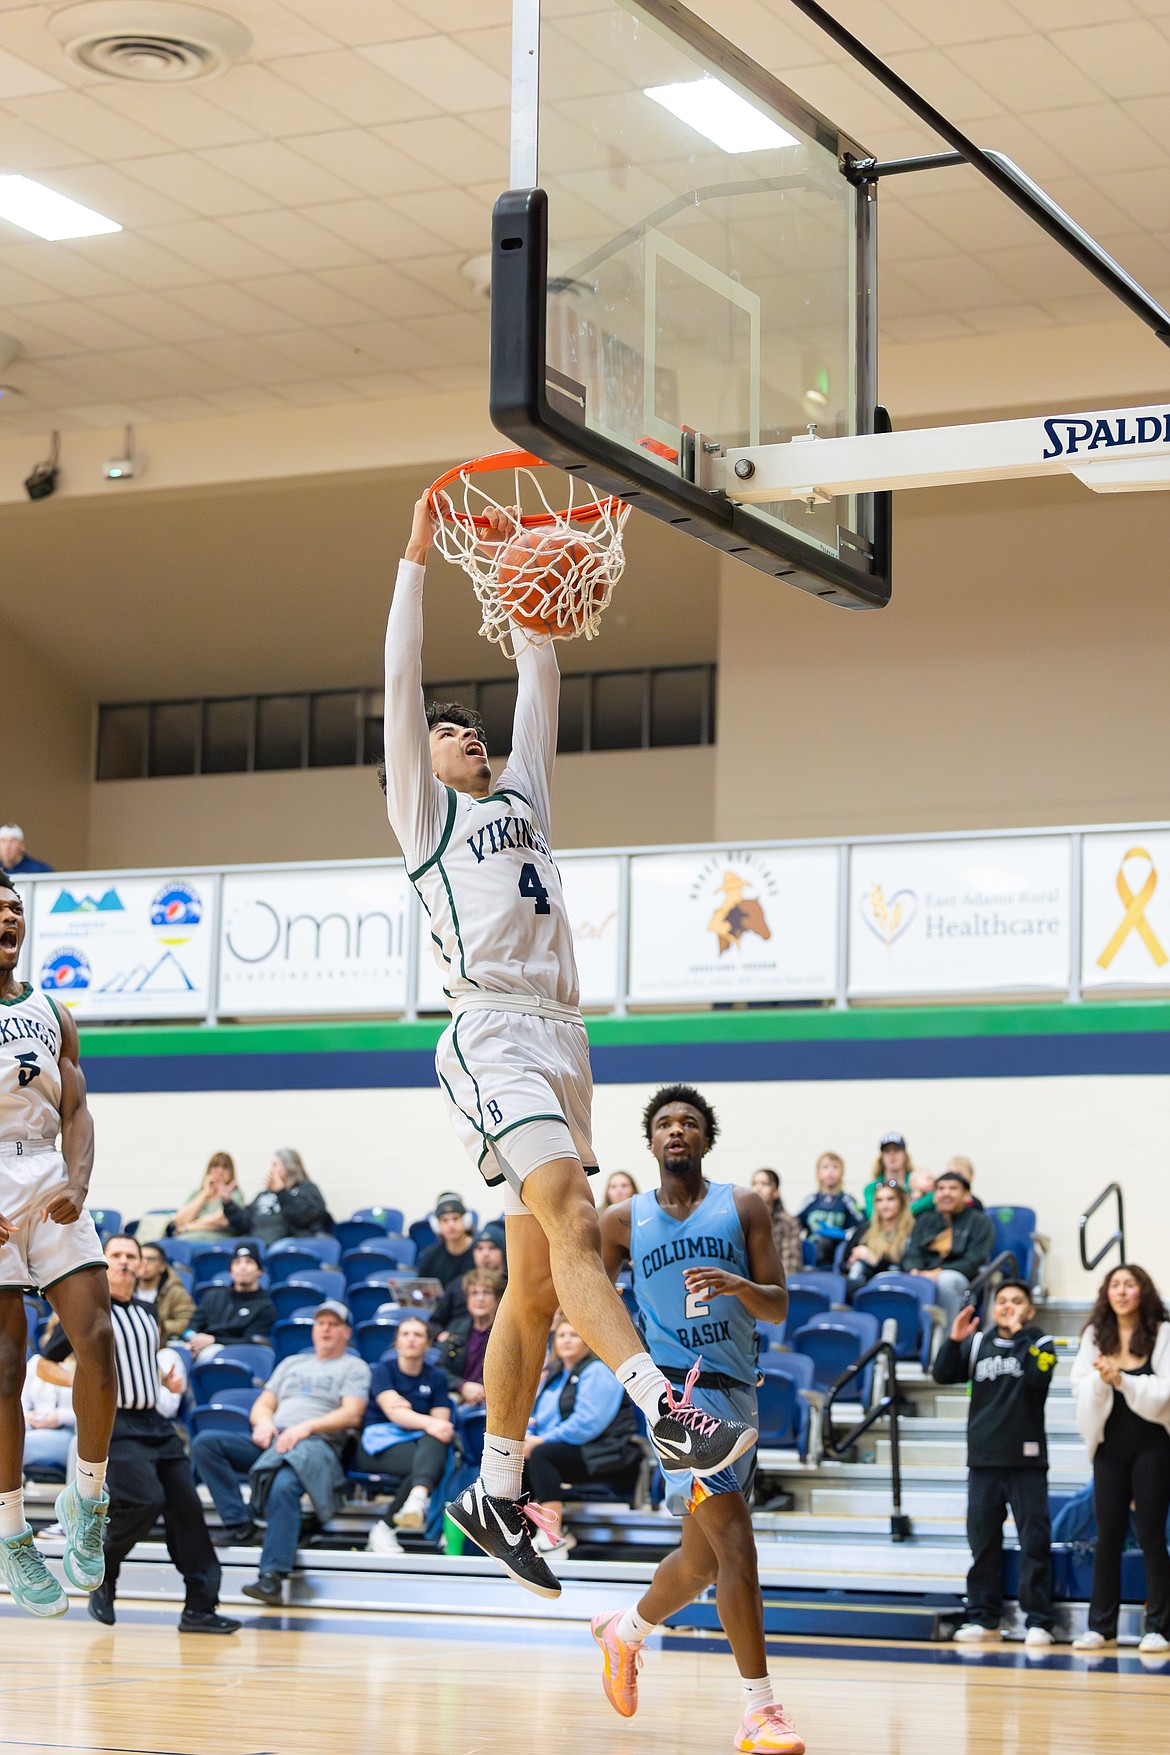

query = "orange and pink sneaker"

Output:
[[734, 1703, 806, 1753], [590, 1609, 643, 1718]]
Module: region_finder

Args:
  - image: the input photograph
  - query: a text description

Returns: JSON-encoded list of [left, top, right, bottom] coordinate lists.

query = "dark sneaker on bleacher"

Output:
[[444, 1482, 562, 1599], [241, 1571, 283, 1605]]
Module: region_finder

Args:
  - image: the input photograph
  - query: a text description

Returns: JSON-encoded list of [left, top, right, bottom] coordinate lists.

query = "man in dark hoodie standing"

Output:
[[933, 1279, 1058, 1646]]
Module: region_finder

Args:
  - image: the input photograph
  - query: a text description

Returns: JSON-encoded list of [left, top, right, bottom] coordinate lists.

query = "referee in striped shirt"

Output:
[[89, 1235, 239, 1633]]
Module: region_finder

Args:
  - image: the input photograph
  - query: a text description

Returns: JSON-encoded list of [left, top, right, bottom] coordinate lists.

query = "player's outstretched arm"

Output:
[[682, 1191, 788, 1324], [383, 493, 447, 871], [505, 620, 560, 837], [43, 1008, 95, 1226]]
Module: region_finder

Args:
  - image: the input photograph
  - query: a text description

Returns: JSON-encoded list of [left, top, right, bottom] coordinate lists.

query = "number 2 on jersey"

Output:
[[517, 862, 550, 915], [684, 1289, 710, 1320]]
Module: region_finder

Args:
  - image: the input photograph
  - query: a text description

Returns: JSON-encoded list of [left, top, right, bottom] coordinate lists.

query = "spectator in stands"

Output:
[[843, 1181, 915, 1294], [935, 1281, 1058, 1646], [903, 1170, 995, 1325], [430, 1225, 507, 1338], [0, 824, 51, 875], [356, 1316, 455, 1556], [190, 1300, 369, 1606], [863, 1133, 934, 1218], [523, 1318, 641, 1553], [441, 1269, 504, 1406], [1070, 1263, 1170, 1654], [599, 1171, 639, 1210], [183, 1244, 278, 1357], [224, 1149, 332, 1246], [909, 1165, 936, 1208], [133, 1243, 195, 1343], [417, 1193, 475, 1288], [21, 1354, 75, 1479], [946, 1155, 984, 1212], [751, 1169, 803, 1278], [170, 1153, 239, 1243], [798, 1152, 863, 1268]]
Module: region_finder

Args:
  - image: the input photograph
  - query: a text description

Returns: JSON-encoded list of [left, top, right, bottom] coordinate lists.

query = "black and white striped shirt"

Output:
[[110, 1297, 162, 1411]]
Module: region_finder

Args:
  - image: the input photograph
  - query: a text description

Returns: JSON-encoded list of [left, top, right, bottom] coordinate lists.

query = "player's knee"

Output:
[[544, 1192, 601, 1255], [0, 1337, 24, 1399], [71, 1307, 115, 1373]]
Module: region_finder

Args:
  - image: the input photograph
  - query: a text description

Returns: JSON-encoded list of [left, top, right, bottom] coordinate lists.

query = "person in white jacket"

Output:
[[1069, 1262, 1170, 1653]]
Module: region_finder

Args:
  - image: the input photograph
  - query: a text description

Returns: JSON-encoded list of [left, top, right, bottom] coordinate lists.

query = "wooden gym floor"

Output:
[[1, 1602, 1168, 1755]]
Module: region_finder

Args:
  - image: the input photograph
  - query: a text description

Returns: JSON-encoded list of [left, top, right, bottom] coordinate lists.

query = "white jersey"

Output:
[[0, 984, 63, 1145], [383, 559, 580, 1013]]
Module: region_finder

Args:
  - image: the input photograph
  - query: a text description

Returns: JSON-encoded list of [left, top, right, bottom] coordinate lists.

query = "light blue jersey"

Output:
[[630, 1181, 756, 1389]]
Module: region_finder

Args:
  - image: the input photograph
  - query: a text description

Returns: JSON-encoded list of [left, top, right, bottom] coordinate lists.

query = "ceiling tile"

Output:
[[961, 302, 1055, 334], [145, 221, 291, 279], [46, 163, 195, 229], [132, 395, 219, 421], [2, 310, 82, 358], [125, 153, 274, 219], [1122, 93, 1170, 140], [388, 187, 492, 252], [316, 260, 456, 317], [301, 198, 449, 257], [271, 377, 365, 405], [200, 141, 357, 206], [0, 260, 56, 304], [1028, 102, 1168, 174], [60, 401, 153, 428], [375, 115, 507, 186], [88, 292, 226, 345], [403, 311, 489, 364], [92, 84, 262, 151], [874, 199, 956, 263], [362, 36, 511, 113], [202, 386, 290, 414], [259, 329, 376, 375], [215, 0, 336, 60], [295, 128, 445, 196], [948, 36, 1104, 112], [893, 252, 1028, 310], [274, 50, 437, 126], [982, 241, 1107, 301], [1053, 19, 1170, 99], [219, 210, 371, 270], [976, 115, 1076, 182], [883, 1, 1034, 45], [238, 272, 382, 326], [341, 367, 421, 398], [329, 317, 449, 369], [184, 334, 319, 384], [1041, 289, 1138, 324], [777, 62, 907, 138], [0, 109, 86, 172], [4, 90, 167, 158], [1044, 174, 1149, 236], [30, 300, 145, 352], [880, 311, 975, 342], [168, 283, 303, 337], [411, 362, 485, 392], [1096, 163, 1170, 227], [0, 45, 63, 99], [883, 47, 1006, 121], [69, 231, 215, 290], [400, 0, 512, 28], [278, 0, 426, 46], [0, 241, 130, 297], [202, 64, 347, 135], [909, 185, 1054, 255], [1014, 1, 1137, 26]]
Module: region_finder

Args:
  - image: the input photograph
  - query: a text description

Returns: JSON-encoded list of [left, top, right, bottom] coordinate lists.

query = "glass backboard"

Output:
[[490, 0, 890, 609]]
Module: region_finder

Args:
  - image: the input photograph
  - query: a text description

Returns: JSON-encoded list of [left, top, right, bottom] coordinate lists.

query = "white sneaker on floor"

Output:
[[952, 1623, 1000, 1643], [1024, 1627, 1055, 1648], [1072, 1630, 1111, 1651], [367, 1521, 402, 1555], [533, 1527, 577, 1554], [1138, 1632, 1170, 1654], [392, 1488, 430, 1531]]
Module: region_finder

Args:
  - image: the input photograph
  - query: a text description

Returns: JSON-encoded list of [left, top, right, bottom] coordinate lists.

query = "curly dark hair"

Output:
[[1085, 1262, 1166, 1361], [641, 1083, 719, 1146], [0, 871, 18, 896], [375, 698, 487, 795]]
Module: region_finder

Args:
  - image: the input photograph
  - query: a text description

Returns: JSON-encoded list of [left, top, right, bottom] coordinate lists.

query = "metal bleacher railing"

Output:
[[1078, 1181, 1126, 1274]]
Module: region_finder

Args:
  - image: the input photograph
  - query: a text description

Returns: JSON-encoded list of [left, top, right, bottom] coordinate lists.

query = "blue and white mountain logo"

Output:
[[49, 889, 123, 915]]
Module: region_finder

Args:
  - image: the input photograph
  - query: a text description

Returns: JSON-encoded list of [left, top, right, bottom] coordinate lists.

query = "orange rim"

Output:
[[427, 448, 626, 532]]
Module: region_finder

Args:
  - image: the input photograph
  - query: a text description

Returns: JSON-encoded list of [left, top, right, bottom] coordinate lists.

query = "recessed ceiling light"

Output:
[[0, 175, 121, 241], [644, 77, 799, 155]]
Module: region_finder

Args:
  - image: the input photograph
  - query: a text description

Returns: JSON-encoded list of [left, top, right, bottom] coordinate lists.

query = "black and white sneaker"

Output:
[[444, 1482, 562, 1599], [649, 1367, 758, 1479]]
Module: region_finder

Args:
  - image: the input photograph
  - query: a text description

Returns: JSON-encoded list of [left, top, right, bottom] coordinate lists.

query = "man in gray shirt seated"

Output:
[[190, 1300, 369, 1603]]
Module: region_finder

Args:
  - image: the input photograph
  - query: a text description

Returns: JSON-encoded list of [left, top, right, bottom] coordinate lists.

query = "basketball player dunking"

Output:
[[381, 498, 755, 1595], [0, 875, 117, 1617], [594, 1085, 805, 1755]]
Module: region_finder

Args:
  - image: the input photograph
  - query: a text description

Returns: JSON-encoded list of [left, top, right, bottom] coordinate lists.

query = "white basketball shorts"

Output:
[[0, 1141, 106, 1294], [435, 1008, 598, 1216]]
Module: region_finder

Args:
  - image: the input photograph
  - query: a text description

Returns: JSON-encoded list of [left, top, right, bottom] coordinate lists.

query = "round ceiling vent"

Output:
[[49, 3, 251, 83]]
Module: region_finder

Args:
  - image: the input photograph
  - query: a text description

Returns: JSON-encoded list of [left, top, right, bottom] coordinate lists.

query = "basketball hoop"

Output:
[[427, 449, 631, 655]]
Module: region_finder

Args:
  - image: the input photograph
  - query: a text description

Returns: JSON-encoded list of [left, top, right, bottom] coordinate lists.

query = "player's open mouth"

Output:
[[0, 929, 17, 953]]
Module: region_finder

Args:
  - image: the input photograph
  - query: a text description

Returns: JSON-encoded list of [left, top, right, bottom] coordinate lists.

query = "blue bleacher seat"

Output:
[[271, 1317, 315, 1363], [273, 1266, 344, 1304], [191, 1245, 237, 1289], [988, 1206, 1038, 1287], [348, 1280, 405, 1325], [271, 1281, 328, 1321], [852, 1274, 938, 1365], [190, 1401, 253, 1436], [162, 1238, 195, 1267], [267, 1241, 341, 1282], [788, 1270, 847, 1304], [214, 1342, 274, 1382], [351, 1206, 403, 1234], [342, 1242, 417, 1284], [801, 1239, 818, 1267], [757, 1355, 816, 1456], [792, 1310, 881, 1402], [190, 1357, 253, 1399], [356, 1317, 401, 1364], [756, 1319, 787, 1353], [334, 1219, 390, 1254], [88, 1207, 121, 1236]]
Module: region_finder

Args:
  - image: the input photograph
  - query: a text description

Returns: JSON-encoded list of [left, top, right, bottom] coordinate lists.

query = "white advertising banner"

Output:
[[848, 836, 1072, 997], [628, 848, 839, 1004], [1082, 832, 1170, 990], [219, 866, 410, 1016], [30, 874, 213, 1021], [415, 855, 623, 1012]]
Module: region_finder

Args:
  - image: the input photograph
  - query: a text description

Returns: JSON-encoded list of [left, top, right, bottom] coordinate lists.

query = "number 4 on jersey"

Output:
[[518, 862, 550, 915]]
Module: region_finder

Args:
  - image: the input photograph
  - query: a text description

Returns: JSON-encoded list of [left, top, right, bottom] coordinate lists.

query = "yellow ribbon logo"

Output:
[[1096, 847, 1169, 970]]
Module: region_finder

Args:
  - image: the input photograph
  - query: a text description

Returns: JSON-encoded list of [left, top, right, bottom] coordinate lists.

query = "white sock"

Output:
[[76, 1457, 108, 1502], [616, 1604, 659, 1646], [405, 1485, 429, 1508], [616, 1352, 671, 1425], [0, 1486, 25, 1539], [479, 1434, 524, 1500], [741, 1677, 775, 1712]]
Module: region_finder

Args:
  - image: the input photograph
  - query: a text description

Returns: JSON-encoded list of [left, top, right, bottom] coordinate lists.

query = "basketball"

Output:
[[495, 527, 603, 636]]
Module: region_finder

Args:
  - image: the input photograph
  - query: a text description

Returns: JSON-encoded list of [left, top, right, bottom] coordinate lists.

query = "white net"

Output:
[[429, 453, 631, 655]]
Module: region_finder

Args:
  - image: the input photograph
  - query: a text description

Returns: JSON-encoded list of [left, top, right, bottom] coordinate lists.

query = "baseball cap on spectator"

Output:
[[476, 1222, 505, 1250], [435, 1192, 467, 1217], [231, 1243, 261, 1262], [314, 1299, 350, 1322], [880, 1132, 907, 1151]]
